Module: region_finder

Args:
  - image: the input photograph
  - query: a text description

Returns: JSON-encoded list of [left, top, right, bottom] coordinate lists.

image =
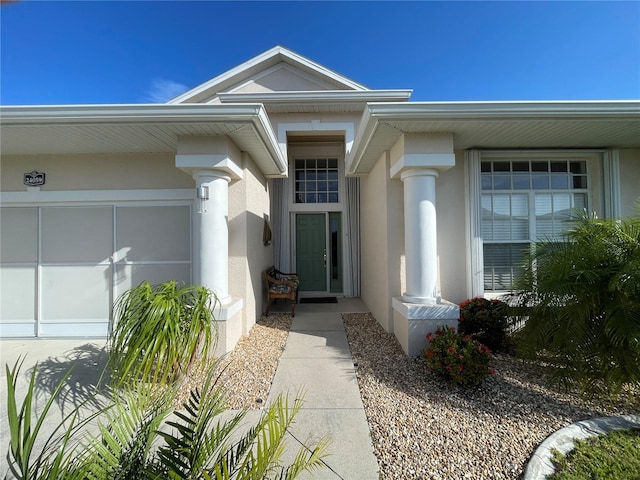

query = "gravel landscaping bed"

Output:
[[343, 313, 640, 480], [175, 314, 291, 409], [182, 311, 639, 479]]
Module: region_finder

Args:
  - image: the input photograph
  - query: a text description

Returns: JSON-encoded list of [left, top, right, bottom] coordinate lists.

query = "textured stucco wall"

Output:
[[228, 153, 272, 337], [359, 151, 404, 332], [1, 153, 194, 191], [436, 151, 468, 304]]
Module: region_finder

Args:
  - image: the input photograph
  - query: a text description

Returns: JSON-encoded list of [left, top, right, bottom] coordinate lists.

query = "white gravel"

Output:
[[183, 311, 639, 479], [343, 312, 640, 480]]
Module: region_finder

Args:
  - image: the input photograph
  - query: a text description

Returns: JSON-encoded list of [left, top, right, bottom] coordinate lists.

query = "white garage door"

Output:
[[0, 204, 191, 337]]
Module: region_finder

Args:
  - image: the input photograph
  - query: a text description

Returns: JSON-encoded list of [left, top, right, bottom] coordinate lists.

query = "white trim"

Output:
[[0, 103, 267, 124], [390, 154, 455, 179], [469, 149, 599, 296], [213, 298, 243, 321], [167, 46, 370, 104], [603, 149, 621, 219], [277, 120, 355, 160], [465, 150, 484, 298], [1, 189, 195, 205], [362, 101, 640, 119], [218, 90, 412, 104]]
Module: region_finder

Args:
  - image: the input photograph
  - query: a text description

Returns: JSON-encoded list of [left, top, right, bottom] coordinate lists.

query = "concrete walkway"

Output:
[[267, 298, 380, 479], [0, 298, 379, 479]]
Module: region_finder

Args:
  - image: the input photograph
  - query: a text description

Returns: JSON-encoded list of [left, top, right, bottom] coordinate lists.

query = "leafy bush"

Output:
[[5, 358, 328, 479], [424, 326, 495, 386], [109, 281, 218, 387], [508, 210, 640, 395], [458, 297, 509, 352]]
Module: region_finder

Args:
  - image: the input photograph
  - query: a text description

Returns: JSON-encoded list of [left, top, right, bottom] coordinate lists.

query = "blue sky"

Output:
[[1, 1, 639, 105]]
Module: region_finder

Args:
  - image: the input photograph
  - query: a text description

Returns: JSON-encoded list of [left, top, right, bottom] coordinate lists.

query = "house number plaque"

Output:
[[24, 171, 45, 186]]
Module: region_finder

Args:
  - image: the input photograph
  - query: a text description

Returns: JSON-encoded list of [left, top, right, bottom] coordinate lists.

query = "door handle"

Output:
[[323, 249, 327, 268]]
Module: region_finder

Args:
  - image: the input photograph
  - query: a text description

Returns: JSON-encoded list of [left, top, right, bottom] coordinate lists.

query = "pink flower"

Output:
[[426, 350, 434, 358], [445, 365, 452, 372], [447, 346, 457, 354], [488, 367, 496, 375], [426, 333, 434, 342], [448, 326, 456, 332]]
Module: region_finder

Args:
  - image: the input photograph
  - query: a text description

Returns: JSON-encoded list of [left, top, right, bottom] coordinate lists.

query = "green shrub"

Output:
[[508, 211, 640, 395], [424, 326, 495, 386], [458, 297, 509, 352], [109, 281, 217, 387], [5, 359, 328, 479]]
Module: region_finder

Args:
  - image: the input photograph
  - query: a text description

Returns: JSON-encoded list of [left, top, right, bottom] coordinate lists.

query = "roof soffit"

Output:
[[0, 104, 288, 176], [168, 46, 369, 104], [346, 101, 640, 174]]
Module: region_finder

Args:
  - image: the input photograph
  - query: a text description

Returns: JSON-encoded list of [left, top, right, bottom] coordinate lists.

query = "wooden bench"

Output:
[[264, 267, 299, 316]]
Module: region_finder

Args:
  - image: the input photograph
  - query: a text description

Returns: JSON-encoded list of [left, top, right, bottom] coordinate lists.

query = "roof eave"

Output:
[[0, 103, 287, 176], [346, 100, 640, 175]]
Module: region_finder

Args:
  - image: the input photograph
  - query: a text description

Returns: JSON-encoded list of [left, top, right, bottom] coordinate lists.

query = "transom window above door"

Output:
[[294, 158, 339, 203]]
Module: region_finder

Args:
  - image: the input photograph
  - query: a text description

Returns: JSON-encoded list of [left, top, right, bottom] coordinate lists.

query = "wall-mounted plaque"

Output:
[[24, 171, 45, 186]]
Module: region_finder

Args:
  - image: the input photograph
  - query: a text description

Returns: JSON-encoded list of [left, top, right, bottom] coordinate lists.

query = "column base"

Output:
[[211, 298, 244, 357], [392, 297, 459, 356]]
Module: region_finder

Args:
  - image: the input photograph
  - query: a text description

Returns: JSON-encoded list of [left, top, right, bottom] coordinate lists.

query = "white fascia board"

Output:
[[253, 106, 288, 175], [218, 90, 413, 104], [0, 103, 287, 176], [0, 104, 266, 125], [345, 107, 381, 175], [364, 100, 640, 120], [167, 47, 286, 104], [346, 100, 640, 175]]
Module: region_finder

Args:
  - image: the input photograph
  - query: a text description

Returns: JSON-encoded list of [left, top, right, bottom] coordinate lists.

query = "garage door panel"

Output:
[[0, 266, 36, 320], [41, 265, 111, 321], [1, 203, 191, 338], [0, 207, 38, 262], [0, 265, 37, 337], [116, 206, 190, 262], [41, 207, 113, 263], [115, 263, 191, 297]]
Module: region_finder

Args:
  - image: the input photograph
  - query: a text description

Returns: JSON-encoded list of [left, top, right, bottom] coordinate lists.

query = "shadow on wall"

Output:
[[228, 209, 274, 322]]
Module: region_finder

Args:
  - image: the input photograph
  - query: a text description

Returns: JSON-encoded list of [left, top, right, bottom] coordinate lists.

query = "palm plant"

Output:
[[109, 281, 218, 387], [5, 358, 102, 480], [5, 360, 328, 479], [508, 210, 640, 395]]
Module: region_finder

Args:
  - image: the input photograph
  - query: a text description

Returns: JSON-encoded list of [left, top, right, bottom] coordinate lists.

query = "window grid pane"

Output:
[[294, 158, 339, 203], [481, 158, 589, 291]]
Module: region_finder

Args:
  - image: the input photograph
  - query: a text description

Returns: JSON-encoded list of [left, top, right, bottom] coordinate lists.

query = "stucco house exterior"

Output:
[[2, 46, 639, 355]]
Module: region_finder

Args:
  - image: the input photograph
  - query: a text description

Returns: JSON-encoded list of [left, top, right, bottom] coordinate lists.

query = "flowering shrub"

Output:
[[458, 297, 509, 352], [424, 326, 495, 386]]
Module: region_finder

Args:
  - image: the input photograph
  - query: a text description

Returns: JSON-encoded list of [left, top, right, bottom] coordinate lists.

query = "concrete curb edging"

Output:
[[523, 414, 640, 479]]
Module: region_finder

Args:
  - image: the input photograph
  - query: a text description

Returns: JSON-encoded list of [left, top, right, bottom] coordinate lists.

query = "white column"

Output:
[[401, 168, 439, 303], [193, 168, 231, 304]]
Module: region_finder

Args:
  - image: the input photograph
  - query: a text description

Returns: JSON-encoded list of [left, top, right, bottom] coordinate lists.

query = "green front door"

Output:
[[296, 214, 326, 291]]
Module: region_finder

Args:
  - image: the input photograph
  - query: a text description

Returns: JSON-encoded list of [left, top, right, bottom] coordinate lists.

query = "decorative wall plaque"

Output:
[[24, 171, 45, 186]]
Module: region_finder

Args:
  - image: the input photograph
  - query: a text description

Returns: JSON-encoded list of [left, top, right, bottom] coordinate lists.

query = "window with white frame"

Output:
[[294, 158, 339, 203], [481, 157, 589, 291]]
